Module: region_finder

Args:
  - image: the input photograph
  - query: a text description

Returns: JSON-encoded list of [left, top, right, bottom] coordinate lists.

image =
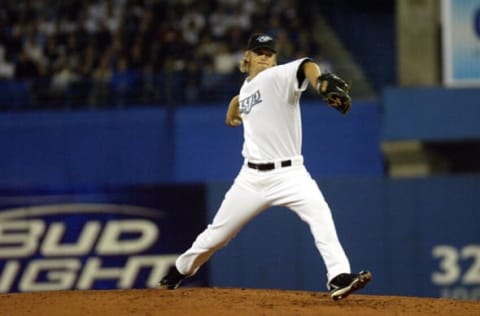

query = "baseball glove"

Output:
[[316, 73, 351, 115]]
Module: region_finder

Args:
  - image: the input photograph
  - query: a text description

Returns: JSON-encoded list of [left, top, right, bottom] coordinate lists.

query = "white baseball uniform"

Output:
[[175, 58, 351, 284]]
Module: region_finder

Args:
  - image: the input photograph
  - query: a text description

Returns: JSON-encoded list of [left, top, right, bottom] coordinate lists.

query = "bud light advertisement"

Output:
[[0, 185, 207, 293]]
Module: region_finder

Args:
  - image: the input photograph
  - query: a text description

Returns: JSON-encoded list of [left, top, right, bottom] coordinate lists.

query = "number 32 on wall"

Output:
[[432, 245, 480, 285]]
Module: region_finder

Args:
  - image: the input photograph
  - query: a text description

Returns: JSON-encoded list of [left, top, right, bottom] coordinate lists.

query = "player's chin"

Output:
[[254, 64, 272, 74], [258, 63, 271, 69]]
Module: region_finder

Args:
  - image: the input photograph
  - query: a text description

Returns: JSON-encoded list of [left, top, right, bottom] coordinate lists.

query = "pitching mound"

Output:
[[1, 288, 480, 316]]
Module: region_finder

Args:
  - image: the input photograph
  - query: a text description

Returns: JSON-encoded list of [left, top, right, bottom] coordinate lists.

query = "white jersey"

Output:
[[238, 58, 310, 162]]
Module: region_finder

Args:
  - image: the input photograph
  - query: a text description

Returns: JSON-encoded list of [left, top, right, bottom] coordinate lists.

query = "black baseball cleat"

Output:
[[157, 265, 187, 290], [328, 270, 372, 301]]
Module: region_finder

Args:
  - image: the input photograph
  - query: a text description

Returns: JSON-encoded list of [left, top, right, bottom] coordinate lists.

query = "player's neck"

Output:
[[248, 68, 263, 81], [247, 73, 257, 81]]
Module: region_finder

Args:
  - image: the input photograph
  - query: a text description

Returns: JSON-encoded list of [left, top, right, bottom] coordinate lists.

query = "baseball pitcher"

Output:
[[159, 33, 371, 301]]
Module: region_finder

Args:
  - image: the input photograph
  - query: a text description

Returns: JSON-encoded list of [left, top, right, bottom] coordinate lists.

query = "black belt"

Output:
[[247, 160, 292, 171]]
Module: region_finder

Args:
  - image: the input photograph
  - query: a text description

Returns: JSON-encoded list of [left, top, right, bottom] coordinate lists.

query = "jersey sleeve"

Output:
[[272, 58, 313, 93], [266, 58, 313, 105]]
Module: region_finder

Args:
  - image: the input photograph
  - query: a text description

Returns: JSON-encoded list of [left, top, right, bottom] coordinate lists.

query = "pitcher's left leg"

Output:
[[278, 168, 371, 300], [274, 169, 350, 281], [292, 183, 350, 280]]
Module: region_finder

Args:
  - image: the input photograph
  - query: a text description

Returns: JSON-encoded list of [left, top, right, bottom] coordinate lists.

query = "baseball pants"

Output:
[[175, 157, 351, 283]]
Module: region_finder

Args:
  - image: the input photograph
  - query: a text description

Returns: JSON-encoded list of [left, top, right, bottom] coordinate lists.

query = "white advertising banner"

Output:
[[442, 0, 480, 86]]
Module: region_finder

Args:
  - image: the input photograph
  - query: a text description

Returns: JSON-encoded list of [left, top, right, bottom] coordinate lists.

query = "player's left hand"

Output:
[[317, 73, 352, 115]]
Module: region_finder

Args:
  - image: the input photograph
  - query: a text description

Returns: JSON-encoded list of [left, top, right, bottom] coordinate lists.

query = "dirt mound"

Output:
[[1, 288, 479, 316]]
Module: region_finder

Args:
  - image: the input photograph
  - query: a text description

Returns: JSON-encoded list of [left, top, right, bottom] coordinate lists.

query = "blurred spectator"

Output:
[[89, 52, 112, 107], [180, 5, 206, 45], [59, 15, 78, 35], [184, 59, 202, 104], [50, 59, 79, 95], [84, 0, 108, 34], [103, 0, 124, 34], [110, 56, 136, 107], [275, 29, 294, 63], [129, 38, 145, 71], [44, 35, 61, 71], [229, 5, 251, 31], [0, 46, 15, 79], [197, 33, 219, 61], [37, 12, 56, 38], [213, 42, 236, 74], [201, 57, 225, 102], [15, 49, 40, 80], [137, 60, 160, 105], [23, 29, 47, 68], [208, 6, 230, 40]]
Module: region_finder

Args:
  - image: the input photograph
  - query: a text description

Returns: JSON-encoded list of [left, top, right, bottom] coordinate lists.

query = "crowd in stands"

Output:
[[0, 0, 322, 109]]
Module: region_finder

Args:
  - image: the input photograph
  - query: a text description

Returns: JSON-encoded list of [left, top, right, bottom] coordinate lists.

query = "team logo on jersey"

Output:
[[239, 90, 262, 114]]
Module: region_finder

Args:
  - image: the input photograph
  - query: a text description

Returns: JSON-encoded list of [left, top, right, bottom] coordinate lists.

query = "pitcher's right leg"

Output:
[[159, 177, 268, 289]]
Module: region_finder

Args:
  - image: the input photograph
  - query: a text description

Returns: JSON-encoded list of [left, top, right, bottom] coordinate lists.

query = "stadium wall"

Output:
[[382, 87, 480, 141], [0, 100, 382, 188]]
